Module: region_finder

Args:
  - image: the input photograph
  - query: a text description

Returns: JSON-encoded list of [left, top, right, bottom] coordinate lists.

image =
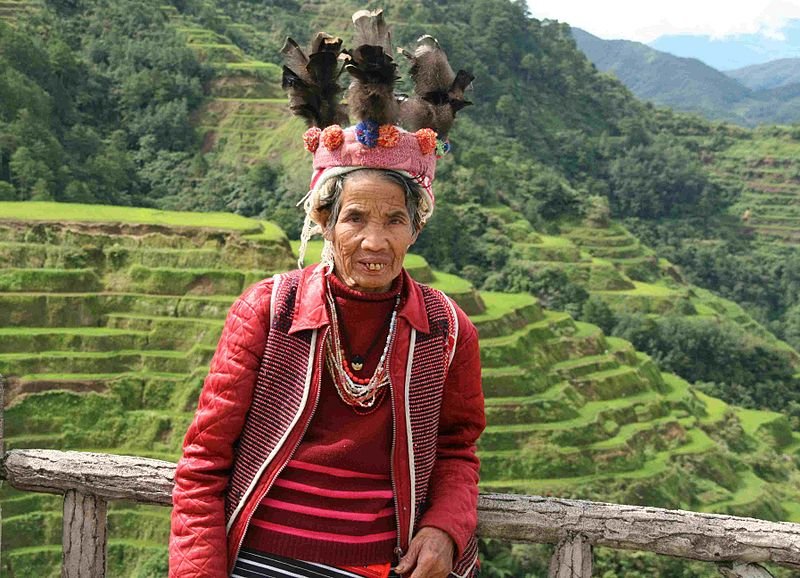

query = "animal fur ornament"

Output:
[[280, 9, 473, 268], [281, 32, 349, 128], [399, 35, 473, 140]]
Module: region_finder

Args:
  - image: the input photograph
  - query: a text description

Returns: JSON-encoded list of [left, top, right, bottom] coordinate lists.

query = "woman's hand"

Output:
[[393, 527, 455, 577]]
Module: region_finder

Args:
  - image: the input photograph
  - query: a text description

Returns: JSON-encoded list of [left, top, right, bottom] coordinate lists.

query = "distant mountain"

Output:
[[572, 28, 751, 124], [573, 28, 800, 126], [727, 58, 800, 90], [650, 20, 800, 70]]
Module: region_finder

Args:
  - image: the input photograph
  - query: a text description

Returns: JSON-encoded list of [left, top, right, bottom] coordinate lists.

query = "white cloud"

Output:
[[526, 0, 800, 42]]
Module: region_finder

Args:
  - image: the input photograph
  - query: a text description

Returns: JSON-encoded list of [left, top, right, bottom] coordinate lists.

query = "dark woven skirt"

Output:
[[231, 547, 401, 578]]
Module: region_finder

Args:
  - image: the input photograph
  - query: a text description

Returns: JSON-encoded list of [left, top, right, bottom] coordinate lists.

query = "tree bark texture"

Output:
[[477, 493, 800, 569], [62, 490, 107, 578], [1, 449, 174, 505], [717, 562, 774, 577], [549, 533, 592, 577]]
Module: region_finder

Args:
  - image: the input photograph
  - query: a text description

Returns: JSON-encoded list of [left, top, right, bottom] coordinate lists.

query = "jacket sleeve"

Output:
[[417, 305, 486, 558], [169, 279, 273, 578]]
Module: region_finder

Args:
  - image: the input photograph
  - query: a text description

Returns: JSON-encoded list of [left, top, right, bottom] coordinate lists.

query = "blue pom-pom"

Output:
[[356, 120, 379, 148]]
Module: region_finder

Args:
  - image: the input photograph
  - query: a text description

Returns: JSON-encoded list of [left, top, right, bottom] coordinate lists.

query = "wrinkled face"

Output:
[[324, 173, 416, 292]]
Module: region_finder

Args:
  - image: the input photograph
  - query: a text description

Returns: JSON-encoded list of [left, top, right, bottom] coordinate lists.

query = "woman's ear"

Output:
[[315, 209, 332, 240]]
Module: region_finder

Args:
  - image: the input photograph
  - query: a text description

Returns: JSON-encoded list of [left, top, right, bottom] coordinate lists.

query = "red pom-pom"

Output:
[[303, 127, 321, 152], [378, 124, 401, 148], [416, 128, 437, 155], [321, 125, 344, 150]]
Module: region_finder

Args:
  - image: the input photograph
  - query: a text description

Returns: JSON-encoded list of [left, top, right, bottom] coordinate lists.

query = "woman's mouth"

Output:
[[365, 262, 386, 271]]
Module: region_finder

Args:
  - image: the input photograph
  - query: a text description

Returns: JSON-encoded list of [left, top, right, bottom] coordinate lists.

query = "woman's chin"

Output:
[[348, 267, 395, 292], [353, 278, 391, 292]]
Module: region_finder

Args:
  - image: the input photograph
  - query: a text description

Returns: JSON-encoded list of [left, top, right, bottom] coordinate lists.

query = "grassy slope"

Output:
[[0, 201, 284, 236], [1, 209, 799, 576], [491, 205, 800, 359], [163, 5, 308, 182], [709, 129, 800, 245]]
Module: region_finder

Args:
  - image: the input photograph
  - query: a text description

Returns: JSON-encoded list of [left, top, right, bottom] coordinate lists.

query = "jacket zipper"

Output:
[[388, 338, 404, 562], [231, 326, 328, 568]]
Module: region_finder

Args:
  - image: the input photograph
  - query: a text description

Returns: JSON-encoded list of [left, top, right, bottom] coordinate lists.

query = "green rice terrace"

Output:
[[162, 4, 306, 172], [1, 202, 799, 576], [485, 204, 800, 358], [0, 0, 40, 24], [710, 128, 800, 245]]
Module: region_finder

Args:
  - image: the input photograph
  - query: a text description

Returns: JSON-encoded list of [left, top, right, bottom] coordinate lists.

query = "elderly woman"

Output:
[[169, 11, 482, 578]]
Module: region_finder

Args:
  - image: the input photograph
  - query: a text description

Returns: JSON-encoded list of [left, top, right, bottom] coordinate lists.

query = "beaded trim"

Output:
[[323, 278, 400, 412]]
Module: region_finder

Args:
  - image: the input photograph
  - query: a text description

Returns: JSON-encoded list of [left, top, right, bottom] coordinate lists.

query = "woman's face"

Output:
[[324, 172, 416, 292]]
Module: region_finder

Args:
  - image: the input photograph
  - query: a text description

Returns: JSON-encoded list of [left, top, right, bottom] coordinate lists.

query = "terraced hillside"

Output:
[[167, 5, 800, 368], [160, 4, 307, 175], [710, 129, 800, 245], [487, 204, 800, 360], [0, 0, 40, 24], [2, 202, 799, 576]]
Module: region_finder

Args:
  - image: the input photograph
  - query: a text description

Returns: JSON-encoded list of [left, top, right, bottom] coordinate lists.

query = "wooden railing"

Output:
[[2, 448, 800, 577]]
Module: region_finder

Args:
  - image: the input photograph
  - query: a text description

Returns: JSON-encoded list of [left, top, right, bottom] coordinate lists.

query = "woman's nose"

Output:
[[360, 222, 389, 250]]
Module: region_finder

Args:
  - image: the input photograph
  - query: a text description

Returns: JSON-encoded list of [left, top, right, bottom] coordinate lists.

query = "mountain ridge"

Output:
[[572, 28, 751, 124], [650, 20, 800, 70], [573, 27, 800, 126], [727, 57, 800, 90]]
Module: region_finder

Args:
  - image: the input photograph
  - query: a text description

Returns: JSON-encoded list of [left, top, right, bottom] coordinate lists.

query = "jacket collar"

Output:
[[289, 264, 430, 335]]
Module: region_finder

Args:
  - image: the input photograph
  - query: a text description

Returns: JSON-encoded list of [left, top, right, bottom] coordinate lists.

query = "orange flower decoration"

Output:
[[416, 128, 437, 155], [377, 124, 401, 148], [303, 127, 321, 152], [321, 125, 344, 150]]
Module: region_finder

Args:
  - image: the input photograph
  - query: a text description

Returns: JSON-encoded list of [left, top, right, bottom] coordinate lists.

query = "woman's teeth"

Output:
[[366, 263, 385, 271]]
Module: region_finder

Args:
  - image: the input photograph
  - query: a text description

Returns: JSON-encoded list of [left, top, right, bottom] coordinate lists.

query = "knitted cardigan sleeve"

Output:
[[169, 278, 273, 578], [416, 304, 486, 558]]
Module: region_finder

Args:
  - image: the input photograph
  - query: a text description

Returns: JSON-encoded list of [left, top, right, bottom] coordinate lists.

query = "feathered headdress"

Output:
[[281, 9, 473, 268]]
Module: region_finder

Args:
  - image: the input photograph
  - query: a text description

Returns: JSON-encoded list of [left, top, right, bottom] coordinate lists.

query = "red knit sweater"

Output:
[[242, 273, 403, 565]]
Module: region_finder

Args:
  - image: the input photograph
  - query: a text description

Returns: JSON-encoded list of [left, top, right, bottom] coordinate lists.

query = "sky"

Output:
[[526, 0, 800, 43]]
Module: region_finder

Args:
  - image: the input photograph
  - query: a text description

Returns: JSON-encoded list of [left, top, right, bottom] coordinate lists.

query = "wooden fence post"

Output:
[[62, 490, 107, 578], [549, 533, 593, 577]]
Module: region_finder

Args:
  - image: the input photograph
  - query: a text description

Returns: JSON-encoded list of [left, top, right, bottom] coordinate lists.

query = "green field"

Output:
[[0, 202, 283, 234]]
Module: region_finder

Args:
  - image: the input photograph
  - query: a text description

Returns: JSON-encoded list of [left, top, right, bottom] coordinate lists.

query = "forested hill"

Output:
[[727, 58, 800, 91], [573, 27, 800, 126], [571, 28, 752, 125], [0, 0, 647, 211]]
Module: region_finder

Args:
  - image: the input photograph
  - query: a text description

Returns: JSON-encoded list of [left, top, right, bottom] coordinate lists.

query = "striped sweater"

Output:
[[241, 273, 401, 565]]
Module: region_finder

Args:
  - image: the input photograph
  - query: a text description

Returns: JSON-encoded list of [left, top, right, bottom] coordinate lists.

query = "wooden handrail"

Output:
[[3, 448, 800, 577]]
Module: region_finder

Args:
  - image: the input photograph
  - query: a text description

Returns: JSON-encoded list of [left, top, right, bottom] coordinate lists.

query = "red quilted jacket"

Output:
[[169, 265, 485, 577]]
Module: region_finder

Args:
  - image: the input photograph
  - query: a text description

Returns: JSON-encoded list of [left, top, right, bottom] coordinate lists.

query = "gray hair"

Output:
[[314, 169, 425, 235]]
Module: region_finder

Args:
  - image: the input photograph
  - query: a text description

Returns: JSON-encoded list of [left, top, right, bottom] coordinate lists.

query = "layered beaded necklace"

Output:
[[324, 277, 400, 413]]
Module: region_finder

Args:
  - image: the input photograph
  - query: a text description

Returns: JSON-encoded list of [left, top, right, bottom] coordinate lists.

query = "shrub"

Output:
[[580, 295, 617, 333]]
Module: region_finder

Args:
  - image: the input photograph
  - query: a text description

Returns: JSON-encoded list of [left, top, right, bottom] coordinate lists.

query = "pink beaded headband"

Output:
[[305, 124, 440, 206]]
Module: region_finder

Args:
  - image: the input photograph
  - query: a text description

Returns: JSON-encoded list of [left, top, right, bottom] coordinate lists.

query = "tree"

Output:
[[581, 296, 616, 333], [10, 146, 53, 199], [608, 135, 727, 219]]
